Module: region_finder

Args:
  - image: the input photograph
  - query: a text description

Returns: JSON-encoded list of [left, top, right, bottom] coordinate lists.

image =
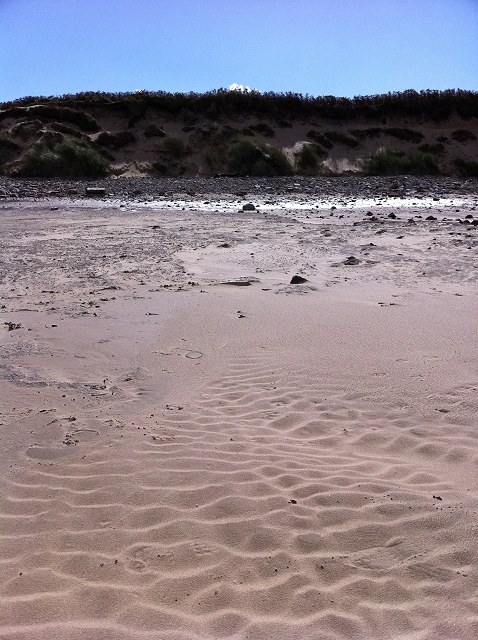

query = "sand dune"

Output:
[[1, 189, 478, 639]]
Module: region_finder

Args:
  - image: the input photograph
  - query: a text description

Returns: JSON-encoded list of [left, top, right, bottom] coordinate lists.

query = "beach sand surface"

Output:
[[1, 199, 478, 639]]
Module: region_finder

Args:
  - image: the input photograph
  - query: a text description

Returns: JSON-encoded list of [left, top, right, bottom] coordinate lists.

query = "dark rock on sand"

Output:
[[344, 256, 360, 266], [290, 275, 308, 284]]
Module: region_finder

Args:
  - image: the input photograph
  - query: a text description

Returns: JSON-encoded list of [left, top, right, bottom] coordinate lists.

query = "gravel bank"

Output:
[[1, 175, 477, 202]]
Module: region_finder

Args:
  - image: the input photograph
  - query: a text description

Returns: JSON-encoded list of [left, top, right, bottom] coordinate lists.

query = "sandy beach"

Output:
[[1, 178, 478, 639]]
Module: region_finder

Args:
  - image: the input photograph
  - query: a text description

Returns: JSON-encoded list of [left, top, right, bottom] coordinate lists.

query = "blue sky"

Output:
[[1, 0, 477, 103]]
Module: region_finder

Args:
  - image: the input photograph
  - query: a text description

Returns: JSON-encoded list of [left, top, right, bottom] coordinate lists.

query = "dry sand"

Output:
[[1, 189, 478, 639]]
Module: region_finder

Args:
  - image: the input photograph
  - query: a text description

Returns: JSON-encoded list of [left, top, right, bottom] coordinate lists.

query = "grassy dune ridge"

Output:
[[1, 89, 477, 177]]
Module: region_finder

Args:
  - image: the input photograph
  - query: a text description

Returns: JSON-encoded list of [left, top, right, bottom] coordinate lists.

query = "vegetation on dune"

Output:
[[96, 130, 136, 148], [324, 131, 360, 148], [203, 148, 226, 173], [2, 88, 478, 123], [227, 137, 293, 176], [159, 134, 189, 158], [454, 158, 478, 176], [17, 136, 109, 177], [248, 122, 275, 137], [306, 130, 334, 149], [451, 129, 477, 143], [1, 87, 476, 177], [0, 105, 99, 131], [417, 143, 446, 155], [0, 133, 21, 172], [350, 128, 382, 139], [364, 148, 441, 176], [383, 128, 424, 143], [294, 143, 326, 174]]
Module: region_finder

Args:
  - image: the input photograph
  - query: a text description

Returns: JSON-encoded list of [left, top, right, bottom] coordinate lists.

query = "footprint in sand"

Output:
[[163, 347, 204, 359]]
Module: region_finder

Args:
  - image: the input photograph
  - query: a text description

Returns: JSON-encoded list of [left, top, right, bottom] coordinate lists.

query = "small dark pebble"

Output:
[[4, 322, 22, 331]]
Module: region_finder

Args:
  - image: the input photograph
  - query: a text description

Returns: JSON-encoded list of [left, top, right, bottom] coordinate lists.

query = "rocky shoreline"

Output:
[[1, 175, 477, 202]]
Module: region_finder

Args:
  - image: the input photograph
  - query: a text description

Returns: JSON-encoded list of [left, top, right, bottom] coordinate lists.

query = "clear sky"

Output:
[[1, 0, 477, 103]]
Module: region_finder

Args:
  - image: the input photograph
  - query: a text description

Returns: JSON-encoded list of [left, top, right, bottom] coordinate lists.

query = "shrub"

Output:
[[417, 143, 445, 154], [384, 128, 424, 143], [160, 134, 188, 158], [364, 148, 440, 175], [227, 137, 293, 176], [306, 130, 333, 148], [324, 131, 360, 147], [18, 136, 109, 177], [451, 129, 477, 142], [96, 130, 136, 148], [454, 158, 478, 176]]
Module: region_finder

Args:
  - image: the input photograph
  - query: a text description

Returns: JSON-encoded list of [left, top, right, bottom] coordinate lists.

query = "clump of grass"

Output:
[[203, 148, 226, 173], [160, 134, 189, 158], [364, 148, 440, 175], [384, 127, 424, 143], [324, 131, 360, 148], [227, 137, 293, 176], [96, 130, 136, 148], [17, 135, 109, 177], [454, 158, 478, 176], [417, 143, 445, 154], [451, 129, 477, 142], [294, 143, 325, 173]]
